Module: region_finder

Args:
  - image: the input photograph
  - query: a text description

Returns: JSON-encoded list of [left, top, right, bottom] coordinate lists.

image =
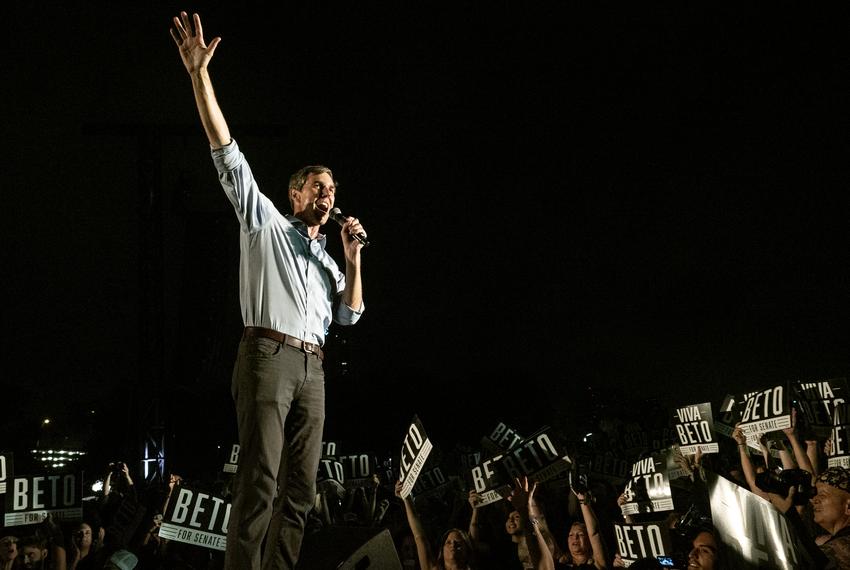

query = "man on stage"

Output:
[[170, 11, 366, 569]]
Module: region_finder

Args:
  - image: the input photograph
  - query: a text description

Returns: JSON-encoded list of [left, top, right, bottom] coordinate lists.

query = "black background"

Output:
[[5, 2, 850, 476]]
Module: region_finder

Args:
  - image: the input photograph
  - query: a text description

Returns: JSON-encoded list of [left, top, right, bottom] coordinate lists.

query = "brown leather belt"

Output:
[[243, 327, 324, 360]]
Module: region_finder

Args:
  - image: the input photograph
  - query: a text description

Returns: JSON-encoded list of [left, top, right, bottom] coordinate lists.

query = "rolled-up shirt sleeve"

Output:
[[212, 140, 274, 233], [334, 298, 364, 326]]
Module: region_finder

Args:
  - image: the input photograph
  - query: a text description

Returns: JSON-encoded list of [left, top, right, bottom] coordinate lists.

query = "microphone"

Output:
[[330, 207, 370, 247]]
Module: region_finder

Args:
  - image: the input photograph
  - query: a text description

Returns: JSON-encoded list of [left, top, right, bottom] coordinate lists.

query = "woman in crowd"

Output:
[[66, 521, 103, 570], [395, 480, 476, 570], [556, 486, 608, 568], [0, 536, 18, 570]]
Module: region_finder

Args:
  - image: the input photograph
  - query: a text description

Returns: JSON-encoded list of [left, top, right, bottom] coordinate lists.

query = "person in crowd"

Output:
[[468, 476, 556, 570], [0, 536, 19, 570], [104, 462, 135, 500], [66, 521, 104, 570], [510, 477, 557, 570], [556, 486, 608, 568], [103, 549, 138, 570], [169, 10, 366, 570], [396, 480, 476, 570], [731, 424, 772, 501], [611, 524, 720, 569], [686, 527, 720, 570], [18, 536, 47, 570], [139, 470, 183, 557], [101, 461, 139, 552], [782, 409, 816, 476], [809, 466, 850, 566]]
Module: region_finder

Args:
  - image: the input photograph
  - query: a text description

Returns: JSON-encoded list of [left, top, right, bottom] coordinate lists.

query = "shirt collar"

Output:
[[286, 214, 327, 244]]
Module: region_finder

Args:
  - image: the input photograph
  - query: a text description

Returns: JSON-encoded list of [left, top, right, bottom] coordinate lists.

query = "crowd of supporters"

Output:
[[2, 385, 850, 569]]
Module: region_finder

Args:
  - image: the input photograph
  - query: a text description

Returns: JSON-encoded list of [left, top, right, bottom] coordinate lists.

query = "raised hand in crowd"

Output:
[[781, 407, 816, 481], [395, 479, 475, 570], [103, 461, 134, 498], [506, 476, 553, 570], [806, 437, 822, 478], [560, 481, 608, 569], [671, 446, 695, 481], [467, 490, 482, 544], [731, 424, 770, 500], [616, 489, 635, 525]]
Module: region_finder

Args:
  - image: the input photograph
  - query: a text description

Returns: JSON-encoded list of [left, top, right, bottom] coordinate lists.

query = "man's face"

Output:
[[75, 524, 93, 548], [687, 531, 717, 570], [22, 545, 45, 568], [811, 481, 850, 530], [291, 172, 336, 225]]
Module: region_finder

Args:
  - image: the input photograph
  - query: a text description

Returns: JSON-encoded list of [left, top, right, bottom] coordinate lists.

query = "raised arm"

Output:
[[170, 11, 231, 148], [732, 425, 771, 500], [806, 437, 822, 478], [782, 409, 816, 480], [395, 480, 437, 570], [467, 490, 482, 543], [527, 483, 555, 570], [508, 477, 547, 570], [572, 486, 609, 569]]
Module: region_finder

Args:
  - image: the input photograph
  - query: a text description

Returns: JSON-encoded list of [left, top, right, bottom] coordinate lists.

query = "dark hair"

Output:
[[435, 528, 473, 569], [287, 165, 337, 209], [18, 535, 46, 550]]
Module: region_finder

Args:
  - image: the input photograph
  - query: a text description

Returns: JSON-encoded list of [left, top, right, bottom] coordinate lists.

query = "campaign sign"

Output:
[[589, 453, 630, 485], [794, 378, 848, 438], [4, 473, 82, 527], [316, 457, 346, 495], [222, 444, 239, 474], [663, 446, 692, 483], [827, 403, 850, 468], [0, 452, 12, 494], [673, 402, 719, 455], [455, 447, 482, 472], [707, 471, 815, 569], [492, 427, 572, 483], [480, 421, 524, 456], [714, 394, 739, 437], [613, 522, 672, 567], [827, 426, 850, 468], [620, 454, 674, 516], [622, 423, 650, 457], [398, 416, 434, 498], [338, 453, 378, 488], [159, 486, 230, 551], [321, 441, 338, 457], [412, 467, 455, 499], [469, 453, 512, 506], [737, 385, 792, 437]]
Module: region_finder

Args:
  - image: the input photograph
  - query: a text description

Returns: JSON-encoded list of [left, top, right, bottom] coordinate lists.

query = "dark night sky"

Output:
[[5, 3, 850, 474]]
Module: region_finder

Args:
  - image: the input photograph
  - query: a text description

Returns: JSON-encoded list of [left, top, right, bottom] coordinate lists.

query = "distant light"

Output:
[[583, 432, 593, 442], [91, 480, 104, 492], [42, 418, 51, 425]]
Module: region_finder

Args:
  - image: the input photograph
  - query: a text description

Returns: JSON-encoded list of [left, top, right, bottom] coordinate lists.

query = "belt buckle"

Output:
[[302, 341, 315, 355]]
